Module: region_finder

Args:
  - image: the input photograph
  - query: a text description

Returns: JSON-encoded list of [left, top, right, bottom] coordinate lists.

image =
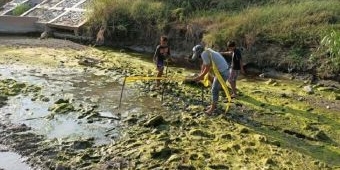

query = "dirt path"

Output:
[[0, 35, 87, 50]]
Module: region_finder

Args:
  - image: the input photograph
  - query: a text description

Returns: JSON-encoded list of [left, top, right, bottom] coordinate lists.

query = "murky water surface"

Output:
[[0, 152, 30, 170], [0, 62, 164, 168], [0, 145, 30, 170]]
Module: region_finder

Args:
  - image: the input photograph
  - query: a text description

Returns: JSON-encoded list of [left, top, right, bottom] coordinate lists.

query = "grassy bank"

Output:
[[86, 0, 340, 45], [86, 0, 340, 78]]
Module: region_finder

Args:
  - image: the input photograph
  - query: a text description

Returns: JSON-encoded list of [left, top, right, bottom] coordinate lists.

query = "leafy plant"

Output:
[[319, 30, 340, 72], [310, 29, 340, 77], [319, 29, 340, 71]]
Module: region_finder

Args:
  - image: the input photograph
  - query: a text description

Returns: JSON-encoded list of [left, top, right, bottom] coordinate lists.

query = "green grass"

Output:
[[86, 0, 340, 75], [202, 1, 340, 46], [86, 0, 166, 28], [12, 3, 30, 16], [313, 29, 340, 73], [87, 0, 340, 48]]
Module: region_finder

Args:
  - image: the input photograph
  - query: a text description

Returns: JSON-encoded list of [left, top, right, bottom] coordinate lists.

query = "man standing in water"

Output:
[[220, 41, 245, 98], [153, 36, 171, 89], [191, 44, 229, 114]]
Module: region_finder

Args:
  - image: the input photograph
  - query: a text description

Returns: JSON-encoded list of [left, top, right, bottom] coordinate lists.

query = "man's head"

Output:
[[191, 44, 204, 61], [160, 36, 168, 45], [227, 41, 236, 50]]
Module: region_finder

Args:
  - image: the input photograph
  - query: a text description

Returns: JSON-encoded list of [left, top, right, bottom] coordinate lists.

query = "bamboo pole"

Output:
[[118, 76, 127, 108]]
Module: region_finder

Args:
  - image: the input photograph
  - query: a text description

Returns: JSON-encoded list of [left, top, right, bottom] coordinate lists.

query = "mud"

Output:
[[0, 36, 340, 170]]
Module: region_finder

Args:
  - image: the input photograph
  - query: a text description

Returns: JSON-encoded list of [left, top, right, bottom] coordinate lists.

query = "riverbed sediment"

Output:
[[0, 36, 340, 169]]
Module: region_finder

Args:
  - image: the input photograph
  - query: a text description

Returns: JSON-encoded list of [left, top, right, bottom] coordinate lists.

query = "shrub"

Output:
[[321, 30, 340, 60]]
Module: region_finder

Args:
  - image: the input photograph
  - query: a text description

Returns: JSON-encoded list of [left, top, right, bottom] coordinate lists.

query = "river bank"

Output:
[[0, 36, 340, 169]]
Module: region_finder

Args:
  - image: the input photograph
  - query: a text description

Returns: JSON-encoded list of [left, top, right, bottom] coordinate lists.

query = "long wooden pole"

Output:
[[118, 76, 127, 108], [201, 85, 204, 104], [161, 60, 169, 102]]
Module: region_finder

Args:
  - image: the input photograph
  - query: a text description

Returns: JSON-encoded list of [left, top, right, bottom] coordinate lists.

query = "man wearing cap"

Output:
[[191, 45, 230, 114]]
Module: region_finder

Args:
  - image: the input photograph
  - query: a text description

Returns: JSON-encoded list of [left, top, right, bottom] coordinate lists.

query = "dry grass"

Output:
[[201, 0, 340, 47]]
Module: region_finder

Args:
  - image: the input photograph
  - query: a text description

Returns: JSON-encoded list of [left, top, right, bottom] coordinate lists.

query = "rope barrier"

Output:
[[125, 76, 187, 82], [119, 52, 232, 113]]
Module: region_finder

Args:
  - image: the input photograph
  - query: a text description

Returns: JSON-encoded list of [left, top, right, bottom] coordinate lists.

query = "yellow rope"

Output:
[[124, 51, 232, 113], [125, 76, 187, 82], [208, 50, 232, 113]]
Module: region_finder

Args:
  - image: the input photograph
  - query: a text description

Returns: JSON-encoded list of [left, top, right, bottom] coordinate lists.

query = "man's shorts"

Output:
[[156, 60, 164, 71]]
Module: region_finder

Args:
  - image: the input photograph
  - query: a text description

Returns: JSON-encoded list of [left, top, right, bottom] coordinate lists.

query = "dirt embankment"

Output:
[[0, 35, 87, 50]]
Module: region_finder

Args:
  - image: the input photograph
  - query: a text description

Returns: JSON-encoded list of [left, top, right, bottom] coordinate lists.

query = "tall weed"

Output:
[[312, 29, 340, 73]]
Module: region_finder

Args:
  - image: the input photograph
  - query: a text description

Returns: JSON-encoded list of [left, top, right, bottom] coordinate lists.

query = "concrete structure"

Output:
[[0, 15, 40, 33], [0, 0, 89, 34]]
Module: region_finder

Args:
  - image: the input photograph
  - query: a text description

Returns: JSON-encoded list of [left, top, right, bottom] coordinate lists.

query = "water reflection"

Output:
[[0, 145, 31, 170], [0, 63, 165, 145]]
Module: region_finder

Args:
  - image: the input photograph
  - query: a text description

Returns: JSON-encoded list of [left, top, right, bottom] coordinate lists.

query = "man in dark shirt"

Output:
[[153, 36, 170, 88], [220, 41, 245, 98]]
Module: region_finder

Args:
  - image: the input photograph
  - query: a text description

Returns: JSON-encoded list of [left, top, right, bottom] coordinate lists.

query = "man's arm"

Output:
[[153, 46, 160, 63], [220, 51, 233, 56], [195, 64, 211, 81]]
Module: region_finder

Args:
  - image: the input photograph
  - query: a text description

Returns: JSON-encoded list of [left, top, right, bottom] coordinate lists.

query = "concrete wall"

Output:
[[0, 15, 39, 33]]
